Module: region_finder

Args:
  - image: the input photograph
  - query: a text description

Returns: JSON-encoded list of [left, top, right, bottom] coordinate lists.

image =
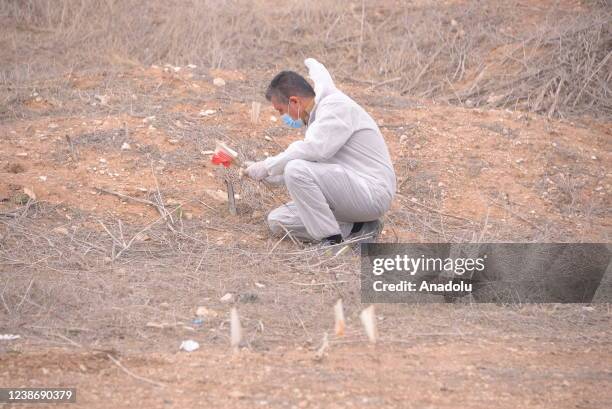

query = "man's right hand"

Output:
[[245, 160, 269, 181]]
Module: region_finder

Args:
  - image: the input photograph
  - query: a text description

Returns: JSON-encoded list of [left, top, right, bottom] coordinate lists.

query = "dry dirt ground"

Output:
[[1, 64, 611, 408]]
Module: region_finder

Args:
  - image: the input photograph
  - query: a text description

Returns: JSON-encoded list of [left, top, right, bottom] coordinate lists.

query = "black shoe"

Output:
[[347, 219, 384, 243], [322, 234, 343, 245]]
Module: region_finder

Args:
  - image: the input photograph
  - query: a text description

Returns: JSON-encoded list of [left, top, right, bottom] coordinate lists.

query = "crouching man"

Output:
[[246, 58, 396, 246]]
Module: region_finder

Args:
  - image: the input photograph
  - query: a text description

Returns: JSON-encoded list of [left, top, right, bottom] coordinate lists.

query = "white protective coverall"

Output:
[[263, 58, 396, 241]]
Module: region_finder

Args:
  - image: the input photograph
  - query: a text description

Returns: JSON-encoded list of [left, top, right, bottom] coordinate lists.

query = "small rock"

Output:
[[35, 96, 43, 102], [23, 187, 37, 200], [48, 123, 59, 129], [38, 175, 47, 182], [213, 77, 226, 87], [52, 226, 69, 235], [591, 155, 597, 160], [270, 116, 277, 122], [220, 293, 233, 303], [143, 116, 156, 123], [179, 340, 200, 352], [264, 135, 272, 141], [399, 134, 408, 144], [196, 306, 218, 318], [94, 94, 109, 105], [121, 142, 131, 150], [187, 64, 197, 69]]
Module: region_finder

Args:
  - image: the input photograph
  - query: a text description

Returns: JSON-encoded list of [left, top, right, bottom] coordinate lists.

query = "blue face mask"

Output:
[[281, 114, 304, 128]]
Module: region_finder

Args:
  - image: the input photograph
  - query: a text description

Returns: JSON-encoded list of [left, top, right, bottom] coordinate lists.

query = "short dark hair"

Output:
[[265, 71, 315, 104]]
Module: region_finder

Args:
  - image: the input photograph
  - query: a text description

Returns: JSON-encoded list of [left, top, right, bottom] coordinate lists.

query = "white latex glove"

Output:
[[245, 160, 269, 181]]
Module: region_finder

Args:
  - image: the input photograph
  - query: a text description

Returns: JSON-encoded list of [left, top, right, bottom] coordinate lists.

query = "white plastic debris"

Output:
[[180, 339, 200, 352], [220, 293, 233, 303], [213, 78, 226, 87], [0, 334, 21, 341], [199, 109, 217, 117]]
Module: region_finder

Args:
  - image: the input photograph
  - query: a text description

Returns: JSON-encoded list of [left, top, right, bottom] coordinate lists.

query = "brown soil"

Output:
[[1, 50, 610, 409]]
